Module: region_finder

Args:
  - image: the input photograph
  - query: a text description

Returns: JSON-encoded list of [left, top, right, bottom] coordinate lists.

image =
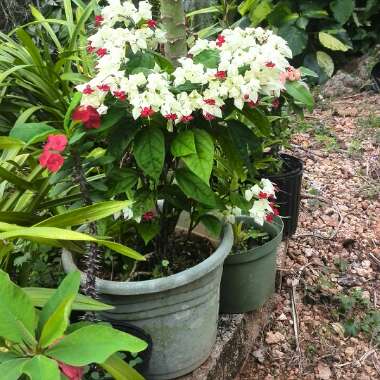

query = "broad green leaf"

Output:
[[285, 81, 314, 109], [0, 270, 36, 343], [250, 0, 273, 26], [23, 355, 60, 380], [151, 51, 175, 74], [200, 214, 222, 238], [0, 351, 20, 364], [238, 0, 258, 16], [0, 137, 24, 149], [39, 295, 76, 348], [35, 201, 132, 228], [136, 221, 160, 245], [24, 287, 113, 311], [134, 127, 165, 180], [182, 129, 214, 183], [299, 66, 319, 78], [0, 358, 29, 380], [101, 353, 145, 380], [237, 107, 270, 137], [171, 130, 196, 157], [330, 0, 354, 24], [316, 51, 334, 77], [319, 32, 350, 52], [175, 168, 216, 207], [38, 272, 80, 336], [9, 122, 56, 144], [186, 6, 222, 18], [193, 49, 220, 69], [0, 212, 43, 226], [46, 325, 147, 366], [278, 25, 307, 56], [0, 166, 34, 191]]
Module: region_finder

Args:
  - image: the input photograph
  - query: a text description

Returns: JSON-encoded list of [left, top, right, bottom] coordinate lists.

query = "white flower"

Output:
[[260, 178, 276, 198], [249, 199, 272, 225], [245, 184, 261, 201]]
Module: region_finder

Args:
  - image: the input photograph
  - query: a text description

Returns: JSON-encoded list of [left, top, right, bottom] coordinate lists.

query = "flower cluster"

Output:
[[224, 179, 279, 225], [76, 0, 299, 125], [39, 135, 68, 173]]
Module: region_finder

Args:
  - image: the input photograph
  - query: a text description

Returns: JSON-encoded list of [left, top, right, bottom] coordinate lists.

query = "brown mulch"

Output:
[[238, 91, 380, 380]]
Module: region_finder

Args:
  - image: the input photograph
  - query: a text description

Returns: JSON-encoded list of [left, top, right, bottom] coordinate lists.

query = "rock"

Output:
[[252, 349, 265, 363], [321, 71, 363, 98], [265, 331, 285, 345], [316, 362, 332, 379]]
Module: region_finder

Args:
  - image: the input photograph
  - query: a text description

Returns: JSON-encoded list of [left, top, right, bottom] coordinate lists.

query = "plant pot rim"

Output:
[[226, 215, 283, 265], [62, 223, 233, 296]]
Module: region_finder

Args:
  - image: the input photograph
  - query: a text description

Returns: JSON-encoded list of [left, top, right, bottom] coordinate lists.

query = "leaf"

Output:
[[0, 136, 24, 149], [38, 272, 80, 338], [238, 0, 257, 16], [299, 66, 319, 78], [134, 127, 165, 180], [9, 122, 56, 144], [193, 49, 220, 69], [0, 270, 37, 343], [24, 287, 113, 311], [46, 325, 147, 366], [35, 201, 132, 228], [151, 51, 175, 74], [200, 214, 222, 238], [64, 92, 82, 131], [319, 32, 350, 52], [0, 358, 29, 380], [171, 130, 196, 157], [0, 212, 43, 226], [316, 51, 334, 77], [343, 319, 360, 337], [182, 129, 214, 183], [330, 0, 354, 24], [278, 25, 308, 56], [101, 353, 145, 380], [249, 0, 273, 26], [23, 355, 61, 380], [0, 167, 34, 191], [237, 107, 270, 137], [136, 221, 160, 245], [285, 81, 314, 109], [175, 168, 216, 207]]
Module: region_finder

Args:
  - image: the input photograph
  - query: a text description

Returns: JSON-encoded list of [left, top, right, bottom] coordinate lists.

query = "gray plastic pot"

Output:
[[62, 222, 233, 380], [220, 216, 283, 314]]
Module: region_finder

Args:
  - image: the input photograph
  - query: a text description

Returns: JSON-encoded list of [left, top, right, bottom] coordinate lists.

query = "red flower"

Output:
[[113, 90, 126, 101], [72, 105, 101, 129], [272, 98, 280, 109], [203, 112, 215, 121], [140, 107, 155, 118], [45, 135, 68, 152], [82, 85, 94, 95], [39, 151, 64, 173], [273, 208, 279, 216], [164, 113, 177, 120], [266, 213, 274, 223], [216, 34, 225, 47], [86, 42, 95, 53], [98, 84, 110, 92], [247, 100, 257, 109], [147, 19, 157, 29], [204, 98, 216, 105], [265, 61, 276, 68], [180, 114, 194, 123], [143, 211, 155, 221], [215, 71, 226, 80], [95, 15, 104, 27], [59, 363, 84, 380], [96, 48, 107, 57], [258, 191, 268, 199]]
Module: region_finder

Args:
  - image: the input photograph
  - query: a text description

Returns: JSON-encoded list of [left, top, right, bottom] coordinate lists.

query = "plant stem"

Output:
[[159, 0, 187, 63]]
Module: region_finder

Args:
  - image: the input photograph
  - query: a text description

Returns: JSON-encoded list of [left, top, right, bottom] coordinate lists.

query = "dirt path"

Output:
[[238, 92, 380, 380]]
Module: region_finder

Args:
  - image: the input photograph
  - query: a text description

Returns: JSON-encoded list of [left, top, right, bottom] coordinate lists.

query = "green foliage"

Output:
[[0, 270, 147, 379]]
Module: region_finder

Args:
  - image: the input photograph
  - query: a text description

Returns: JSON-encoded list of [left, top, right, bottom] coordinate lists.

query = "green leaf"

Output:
[[0, 358, 29, 380], [200, 214, 222, 238], [319, 32, 350, 52], [237, 107, 270, 137], [0, 167, 34, 191], [38, 272, 80, 337], [35, 201, 132, 228], [278, 25, 308, 56], [343, 319, 360, 337], [23, 355, 60, 380], [64, 92, 82, 131], [0, 270, 37, 343], [151, 51, 175, 74], [0, 137, 24, 149], [330, 0, 354, 24], [101, 353, 145, 380], [171, 130, 196, 157], [24, 287, 114, 311], [9, 122, 56, 144], [285, 81, 314, 109], [126, 52, 155, 73], [181, 129, 214, 183], [134, 127, 165, 180], [193, 49, 220, 69], [175, 168, 216, 207], [299, 66, 319, 78], [0, 352, 20, 364], [0, 212, 43, 226], [136, 221, 160, 245], [238, 0, 258, 16], [249, 0, 273, 26], [46, 324, 147, 366], [316, 51, 334, 77]]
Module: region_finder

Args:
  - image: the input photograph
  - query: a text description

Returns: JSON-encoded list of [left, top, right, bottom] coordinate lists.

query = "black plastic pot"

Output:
[[266, 154, 303, 238]]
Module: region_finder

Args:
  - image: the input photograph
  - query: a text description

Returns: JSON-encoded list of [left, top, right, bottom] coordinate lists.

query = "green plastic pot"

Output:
[[220, 216, 283, 314]]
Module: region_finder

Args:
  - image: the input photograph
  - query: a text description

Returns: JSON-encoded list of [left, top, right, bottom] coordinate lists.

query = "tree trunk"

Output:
[[159, 0, 187, 63]]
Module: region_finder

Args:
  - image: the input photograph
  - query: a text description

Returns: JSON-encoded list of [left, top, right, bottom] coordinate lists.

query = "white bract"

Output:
[[79, 0, 299, 123]]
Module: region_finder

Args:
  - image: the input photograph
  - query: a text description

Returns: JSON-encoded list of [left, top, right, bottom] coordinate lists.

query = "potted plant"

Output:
[[218, 179, 283, 314], [0, 270, 147, 380]]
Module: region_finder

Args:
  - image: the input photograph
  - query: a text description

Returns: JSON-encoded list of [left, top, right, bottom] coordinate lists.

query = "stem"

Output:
[[160, 0, 187, 63]]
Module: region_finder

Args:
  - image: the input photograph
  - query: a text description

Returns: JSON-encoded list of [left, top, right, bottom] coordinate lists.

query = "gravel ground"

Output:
[[238, 91, 380, 380]]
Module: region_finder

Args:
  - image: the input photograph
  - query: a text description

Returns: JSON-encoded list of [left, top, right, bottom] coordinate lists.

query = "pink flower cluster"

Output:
[[59, 362, 84, 380], [280, 66, 301, 84], [39, 134, 68, 173]]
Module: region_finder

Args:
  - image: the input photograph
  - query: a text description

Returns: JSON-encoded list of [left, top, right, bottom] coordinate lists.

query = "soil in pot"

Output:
[[265, 154, 303, 238]]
